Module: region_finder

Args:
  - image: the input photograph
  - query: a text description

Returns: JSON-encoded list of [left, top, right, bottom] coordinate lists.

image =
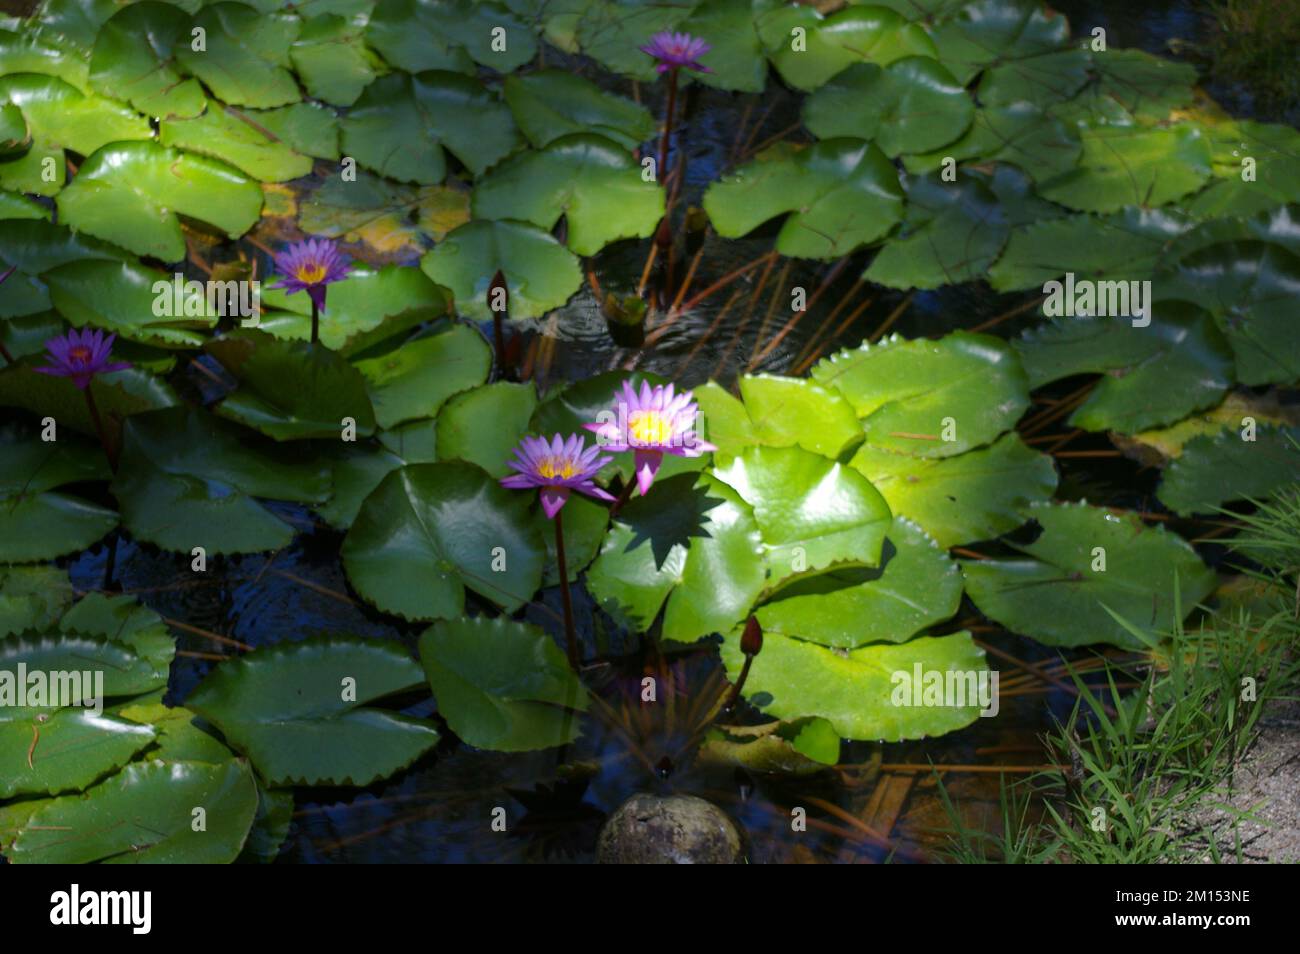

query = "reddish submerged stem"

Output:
[[554, 509, 579, 670]]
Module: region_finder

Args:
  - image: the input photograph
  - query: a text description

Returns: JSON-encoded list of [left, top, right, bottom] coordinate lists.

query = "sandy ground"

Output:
[[1196, 698, 1300, 863]]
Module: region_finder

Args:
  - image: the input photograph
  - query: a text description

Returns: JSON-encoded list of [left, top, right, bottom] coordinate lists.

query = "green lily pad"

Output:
[[1038, 124, 1213, 213], [42, 258, 218, 346], [720, 628, 989, 741], [365, 0, 476, 73], [0, 493, 118, 563], [0, 565, 73, 636], [756, 517, 961, 648], [175, 1, 302, 108], [757, 3, 938, 91], [1186, 120, 1300, 219], [159, 105, 320, 182], [89, 1, 206, 119], [0, 73, 151, 195], [0, 708, 155, 799], [187, 635, 440, 786], [435, 380, 538, 477], [367, 0, 535, 72], [1092, 48, 1197, 120], [317, 443, 407, 530], [1158, 425, 1300, 517], [903, 101, 1081, 184], [574, 0, 695, 80], [0, 26, 90, 91], [0, 630, 166, 699], [712, 444, 893, 586], [865, 172, 1009, 289], [703, 140, 905, 259], [473, 133, 664, 256], [503, 69, 656, 150], [849, 433, 1057, 549], [111, 407, 331, 555], [674, 0, 767, 92], [695, 375, 863, 462], [419, 616, 588, 751], [342, 461, 545, 620], [340, 70, 520, 184], [977, 47, 1091, 107], [1014, 303, 1234, 434], [58, 592, 175, 680], [6, 758, 259, 863], [420, 219, 582, 321], [297, 172, 470, 257], [0, 421, 110, 494], [961, 501, 1217, 648], [812, 332, 1031, 457], [290, 13, 384, 106], [0, 189, 46, 221], [0, 361, 180, 446], [354, 324, 491, 429], [585, 472, 766, 643], [927, 0, 1069, 84], [57, 141, 263, 262], [208, 332, 377, 440], [803, 57, 973, 157]]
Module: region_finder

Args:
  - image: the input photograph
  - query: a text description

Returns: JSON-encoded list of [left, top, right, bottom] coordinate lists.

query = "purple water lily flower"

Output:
[[641, 31, 711, 73], [501, 434, 615, 519], [270, 238, 351, 313], [34, 328, 130, 390], [585, 380, 716, 497]]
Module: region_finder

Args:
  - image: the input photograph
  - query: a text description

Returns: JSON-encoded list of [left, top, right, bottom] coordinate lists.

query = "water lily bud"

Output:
[[684, 206, 708, 257], [740, 615, 763, 657], [654, 215, 673, 251]]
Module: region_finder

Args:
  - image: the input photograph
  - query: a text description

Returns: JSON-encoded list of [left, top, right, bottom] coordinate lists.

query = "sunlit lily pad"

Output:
[[0, 707, 154, 799], [420, 616, 587, 751], [903, 101, 1081, 183], [187, 635, 440, 786], [297, 173, 470, 257], [812, 332, 1031, 457], [694, 375, 863, 463], [367, 0, 534, 73], [435, 380, 538, 477], [89, 1, 206, 119], [756, 517, 961, 648], [0, 26, 90, 91], [703, 140, 905, 259], [473, 134, 664, 256], [720, 628, 988, 741], [961, 501, 1217, 648], [354, 323, 491, 429], [849, 433, 1057, 548], [175, 1, 302, 108], [342, 461, 545, 620], [159, 105, 321, 182], [1038, 124, 1213, 213]]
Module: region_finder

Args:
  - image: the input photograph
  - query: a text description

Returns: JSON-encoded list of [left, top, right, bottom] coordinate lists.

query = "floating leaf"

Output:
[[473, 134, 664, 256], [0, 26, 89, 90], [57, 141, 263, 262], [812, 332, 1031, 457], [298, 173, 469, 258], [0, 565, 73, 636], [961, 501, 1217, 648], [585, 472, 765, 643], [712, 444, 892, 586], [419, 617, 587, 751], [803, 57, 973, 157], [757, 517, 961, 648], [367, 0, 535, 72], [0, 709, 154, 799], [0, 631, 166, 699], [720, 628, 989, 741], [341, 70, 520, 184], [187, 636, 440, 786], [503, 69, 655, 150], [43, 258, 218, 346], [342, 461, 545, 620], [435, 380, 538, 477], [695, 375, 863, 462], [703, 140, 905, 259], [674, 0, 767, 92], [0, 493, 117, 563], [849, 433, 1057, 548], [111, 407, 330, 555], [420, 219, 582, 321], [927, 0, 1069, 84], [175, 1, 302, 108], [903, 101, 1081, 184], [575, 0, 695, 80], [89, 1, 206, 119], [159, 105, 320, 182], [6, 758, 259, 863], [290, 13, 383, 106], [354, 324, 491, 429], [1158, 426, 1300, 517]]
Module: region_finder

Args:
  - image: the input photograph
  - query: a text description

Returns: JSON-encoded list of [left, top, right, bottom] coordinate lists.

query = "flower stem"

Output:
[[554, 508, 580, 670], [657, 67, 679, 182], [608, 475, 637, 518], [83, 386, 117, 473], [310, 299, 320, 345], [722, 654, 754, 717]]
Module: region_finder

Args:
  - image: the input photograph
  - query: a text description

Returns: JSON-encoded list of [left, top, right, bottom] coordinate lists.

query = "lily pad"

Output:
[[420, 219, 582, 321], [111, 407, 331, 555], [298, 173, 471, 257], [175, 2, 302, 108], [435, 380, 538, 477], [812, 332, 1031, 457], [419, 616, 588, 751], [849, 433, 1057, 548], [290, 13, 384, 106], [1158, 425, 1300, 517], [802, 57, 973, 157], [340, 70, 520, 184], [57, 141, 263, 262], [89, 1, 206, 119], [927, 0, 1070, 84], [367, 0, 535, 72], [0, 708, 155, 799], [503, 69, 656, 150], [43, 258, 219, 346], [961, 501, 1217, 648], [695, 375, 863, 462], [342, 461, 546, 620], [0, 493, 118, 563], [473, 134, 664, 256], [354, 324, 491, 429], [365, 0, 476, 73], [720, 628, 989, 741], [703, 140, 905, 259], [756, 517, 961, 648], [159, 105, 321, 182], [6, 758, 259, 863], [187, 635, 440, 786], [0, 565, 73, 636], [1038, 124, 1213, 213]]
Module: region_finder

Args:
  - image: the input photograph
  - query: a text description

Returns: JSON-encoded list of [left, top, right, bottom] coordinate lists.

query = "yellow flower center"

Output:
[[537, 457, 576, 481], [295, 263, 328, 284], [628, 410, 673, 446], [69, 346, 92, 363]]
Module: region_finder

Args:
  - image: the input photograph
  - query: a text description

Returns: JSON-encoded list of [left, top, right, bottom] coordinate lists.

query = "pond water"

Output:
[[37, 0, 1260, 864]]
